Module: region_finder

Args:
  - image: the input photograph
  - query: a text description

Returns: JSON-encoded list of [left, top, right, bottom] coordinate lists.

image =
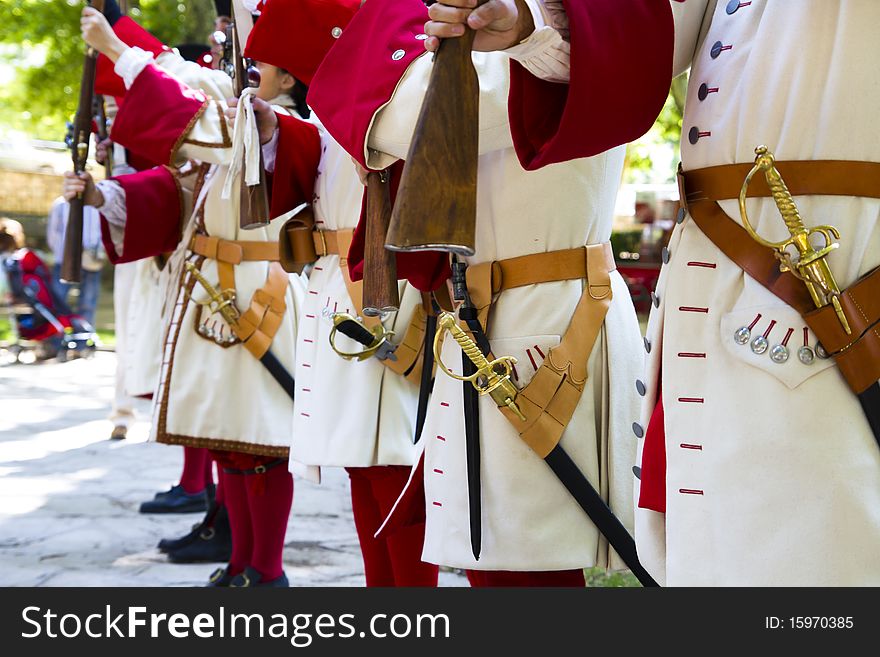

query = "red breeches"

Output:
[[346, 465, 438, 587]]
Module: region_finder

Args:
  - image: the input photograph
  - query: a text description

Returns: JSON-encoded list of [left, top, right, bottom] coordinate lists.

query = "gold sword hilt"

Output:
[[328, 312, 396, 362], [433, 312, 526, 421], [184, 261, 241, 327], [739, 146, 851, 335]]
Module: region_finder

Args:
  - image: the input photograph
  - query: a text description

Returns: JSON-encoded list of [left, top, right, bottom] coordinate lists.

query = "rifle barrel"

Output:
[[61, 0, 105, 283]]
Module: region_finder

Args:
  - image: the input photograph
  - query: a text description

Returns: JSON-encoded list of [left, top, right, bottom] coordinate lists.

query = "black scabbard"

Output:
[[544, 445, 658, 587], [462, 351, 482, 561], [413, 312, 437, 444], [459, 305, 490, 562], [858, 382, 880, 451], [259, 350, 295, 402]]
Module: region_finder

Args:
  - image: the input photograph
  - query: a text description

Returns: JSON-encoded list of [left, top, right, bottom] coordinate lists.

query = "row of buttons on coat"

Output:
[[689, 0, 753, 144]]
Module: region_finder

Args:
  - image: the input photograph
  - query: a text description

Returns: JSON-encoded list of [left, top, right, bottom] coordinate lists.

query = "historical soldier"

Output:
[[76, 4, 313, 586], [303, 0, 670, 585], [248, 0, 438, 587], [427, 0, 880, 586]]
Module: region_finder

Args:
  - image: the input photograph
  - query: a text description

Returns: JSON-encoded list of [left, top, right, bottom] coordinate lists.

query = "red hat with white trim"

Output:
[[244, 0, 359, 86]]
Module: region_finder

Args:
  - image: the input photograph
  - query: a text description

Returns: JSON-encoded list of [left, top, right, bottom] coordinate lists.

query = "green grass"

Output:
[[584, 566, 640, 587]]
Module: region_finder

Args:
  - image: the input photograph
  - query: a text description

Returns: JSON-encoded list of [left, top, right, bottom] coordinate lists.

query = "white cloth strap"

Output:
[[221, 86, 262, 200]]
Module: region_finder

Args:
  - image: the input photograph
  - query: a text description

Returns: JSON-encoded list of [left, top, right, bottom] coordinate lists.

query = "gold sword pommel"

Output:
[[433, 312, 526, 421], [739, 146, 851, 335], [184, 260, 241, 328]]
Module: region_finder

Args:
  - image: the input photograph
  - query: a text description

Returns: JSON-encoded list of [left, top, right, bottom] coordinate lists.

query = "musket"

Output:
[[93, 94, 113, 178], [362, 169, 400, 315], [383, 1, 489, 255], [220, 17, 271, 230], [61, 0, 106, 284]]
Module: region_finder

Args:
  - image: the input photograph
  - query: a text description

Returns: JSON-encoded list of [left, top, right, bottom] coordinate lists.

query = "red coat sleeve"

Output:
[[270, 113, 322, 219], [100, 166, 183, 264], [509, 0, 674, 169], [95, 17, 169, 99], [110, 64, 209, 167], [307, 0, 451, 292]]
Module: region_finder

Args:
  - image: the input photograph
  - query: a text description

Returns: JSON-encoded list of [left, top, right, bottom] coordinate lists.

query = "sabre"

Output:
[[739, 146, 880, 446], [433, 313, 525, 421], [328, 312, 398, 362], [184, 261, 294, 400], [739, 146, 850, 334], [433, 310, 658, 585]]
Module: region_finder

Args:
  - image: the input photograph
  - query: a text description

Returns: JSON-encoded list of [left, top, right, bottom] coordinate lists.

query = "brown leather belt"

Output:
[[191, 235, 280, 263], [680, 161, 880, 393], [463, 243, 617, 458], [189, 233, 288, 360], [473, 243, 617, 295]]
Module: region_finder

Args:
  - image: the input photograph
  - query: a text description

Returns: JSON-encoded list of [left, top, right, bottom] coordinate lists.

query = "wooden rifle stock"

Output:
[[62, 0, 105, 284], [385, 9, 486, 256], [228, 22, 271, 230], [362, 170, 399, 315]]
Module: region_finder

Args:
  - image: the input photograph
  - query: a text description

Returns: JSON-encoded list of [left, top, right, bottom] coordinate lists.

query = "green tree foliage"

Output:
[[0, 1, 215, 140]]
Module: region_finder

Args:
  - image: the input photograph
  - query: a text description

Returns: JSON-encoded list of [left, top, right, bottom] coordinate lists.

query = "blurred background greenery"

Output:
[[0, 0, 215, 141]]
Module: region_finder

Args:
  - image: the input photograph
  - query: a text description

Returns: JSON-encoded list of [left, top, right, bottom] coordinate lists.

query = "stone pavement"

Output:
[[0, 351, 466, 587]]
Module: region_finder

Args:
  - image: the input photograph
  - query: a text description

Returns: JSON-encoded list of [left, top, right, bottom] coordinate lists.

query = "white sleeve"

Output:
[[261, 128, 279, 174], [367, 51, 514, 169], [503, 0, 571, 84], [114, 46, 155, 89], [95, 180, 127, 257], [154, 50, 234, 102]]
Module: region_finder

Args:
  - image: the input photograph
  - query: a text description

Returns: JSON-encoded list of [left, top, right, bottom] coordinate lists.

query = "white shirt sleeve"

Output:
[[95, 180, 127, 257], [261, 127, 279, 174], [504, 0, 571, 84], [114, 46, 156, 90]]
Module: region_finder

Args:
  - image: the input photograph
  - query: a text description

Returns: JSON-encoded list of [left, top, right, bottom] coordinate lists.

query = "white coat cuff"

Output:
[[95, 179, 127, 256], [504, 0, 571, 83], [114, 46, 155, 90]]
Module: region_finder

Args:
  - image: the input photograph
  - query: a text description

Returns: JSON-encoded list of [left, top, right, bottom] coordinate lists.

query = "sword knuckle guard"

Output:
[[433, 311, 526, 421], [739, 146, 852, 335]]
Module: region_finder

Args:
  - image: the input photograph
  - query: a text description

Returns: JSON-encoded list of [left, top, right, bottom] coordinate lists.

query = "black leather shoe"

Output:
[[229, 567, 289, 588], [206, 567, 234, 587], [159, 501, 224, 553], [167, 506, 232, 563], [139, 485, 207, 514]]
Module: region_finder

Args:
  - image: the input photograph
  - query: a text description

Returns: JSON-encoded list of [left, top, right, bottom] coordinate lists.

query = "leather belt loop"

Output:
[[587, 244, 613, 300]]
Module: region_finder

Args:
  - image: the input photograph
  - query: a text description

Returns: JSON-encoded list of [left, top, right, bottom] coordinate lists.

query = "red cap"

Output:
[[244, 0, 359, 86]]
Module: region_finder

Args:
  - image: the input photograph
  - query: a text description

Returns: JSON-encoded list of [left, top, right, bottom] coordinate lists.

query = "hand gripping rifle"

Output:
[[61, 0, 106, 284], [383, 1, 488, 256], [219, 18, 271, 230]]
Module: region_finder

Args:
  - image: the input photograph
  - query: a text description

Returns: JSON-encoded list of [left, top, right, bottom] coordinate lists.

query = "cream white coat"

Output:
[[140, 54, 305, 455], [634, 0, 880, 585], [287, 123, 422, 478], [368, 51, 643, 570]]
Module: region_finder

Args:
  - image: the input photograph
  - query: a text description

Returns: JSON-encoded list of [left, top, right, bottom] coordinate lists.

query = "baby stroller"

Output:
[[1, 248, 98, 363]]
